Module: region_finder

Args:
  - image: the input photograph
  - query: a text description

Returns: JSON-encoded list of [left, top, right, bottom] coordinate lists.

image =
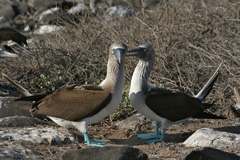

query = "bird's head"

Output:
[[127, 42, 154, 61]]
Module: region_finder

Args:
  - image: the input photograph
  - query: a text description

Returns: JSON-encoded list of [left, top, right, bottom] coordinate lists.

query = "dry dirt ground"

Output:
[[13, 118, 240, 160]]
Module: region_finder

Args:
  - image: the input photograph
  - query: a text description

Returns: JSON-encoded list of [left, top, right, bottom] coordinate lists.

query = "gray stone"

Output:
[[115, 113, 150, 130], [0, 127, 74, 144], [67, 3, 87, 15], [232, 103, 240, 117], [141, 0, 161, 8], [183, 128, 240, 149], [0, 48, 18, 58], [0, 0, 27, 24], [38, 7, 72, 25], [38, 7, 60, 23], [27, 0, 64, 10], [0, 142, 41, 160], [0, 0, 15, 23], [106, 5, 134, 17], [0, 97, 32, 118], [62, 146, 148, 160], [0, 116, 46, 127], [184, 147, 240, 160], [34, 25, 64, 35]]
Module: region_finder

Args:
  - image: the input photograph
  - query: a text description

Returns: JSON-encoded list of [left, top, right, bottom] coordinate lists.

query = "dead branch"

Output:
[[2, 73, 32, 96]]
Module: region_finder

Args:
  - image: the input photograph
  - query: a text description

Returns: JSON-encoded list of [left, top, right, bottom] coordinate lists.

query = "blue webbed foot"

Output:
[[137, 132, 164, 144], [83, 133, 105, 147]]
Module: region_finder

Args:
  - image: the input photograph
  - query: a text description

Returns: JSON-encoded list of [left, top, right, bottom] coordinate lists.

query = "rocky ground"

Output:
[[0, 114, 240, 160], [0, 0, 240, 160]]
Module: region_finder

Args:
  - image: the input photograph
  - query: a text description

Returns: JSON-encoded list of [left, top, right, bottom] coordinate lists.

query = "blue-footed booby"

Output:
[[16, 42, 127, 146], [0, 27, 27, 46], [127, 42, 225, 143], [0, 48, 18, 57]]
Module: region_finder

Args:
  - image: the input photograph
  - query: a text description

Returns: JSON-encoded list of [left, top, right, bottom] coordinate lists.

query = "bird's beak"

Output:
[[0, 50, 18, 58], [114, 49, 125, 64], [126, 47, 143, 57]]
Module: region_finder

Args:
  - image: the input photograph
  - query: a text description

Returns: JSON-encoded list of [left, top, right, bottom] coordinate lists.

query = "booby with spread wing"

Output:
[[16, 42, 127, 146], [127, 42, 224, 143]]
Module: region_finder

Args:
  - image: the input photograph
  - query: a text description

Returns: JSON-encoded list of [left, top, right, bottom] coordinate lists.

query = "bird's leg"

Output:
[[75, 121, 105, 147], [83, 132, 105, 147], [137, 121, 164, 144]]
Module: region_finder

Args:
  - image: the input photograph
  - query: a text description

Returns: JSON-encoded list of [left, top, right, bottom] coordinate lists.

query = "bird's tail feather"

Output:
[[195, 63, 222, 102], [15, 94, 47, 102]]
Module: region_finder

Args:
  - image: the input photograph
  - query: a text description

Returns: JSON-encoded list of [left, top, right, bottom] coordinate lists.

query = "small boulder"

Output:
[[27, 0, 64, 10], [0, 0, 15, 23], [0, 116, 45, 127], [0, 97, 32, 118], [141, 0, 161, 8], [67, 3, 87, 15], [0, 142, 41, 160], [184, 147, 240, 160], [62, 146, 148, 160], [34, 25, 64, 35], [106, 5, 134, 18], [0, 48, 18, 58], [183, 128, 240, 149], [0, 127, 74, 144], [232, 103, 240, 117], [38, 7, 60, 23]]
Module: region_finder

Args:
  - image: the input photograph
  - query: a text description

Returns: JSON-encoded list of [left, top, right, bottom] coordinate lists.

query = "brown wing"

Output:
[[33, 85, 111, 121], [145, 88, 203, 122]]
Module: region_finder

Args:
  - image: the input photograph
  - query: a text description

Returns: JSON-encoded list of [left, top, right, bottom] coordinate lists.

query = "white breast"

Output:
[[129, 62, 168, 124], [84, 69, 125, 124]]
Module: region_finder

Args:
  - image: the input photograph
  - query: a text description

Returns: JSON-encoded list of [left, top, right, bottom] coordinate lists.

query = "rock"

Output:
[[106, 5, 134, 17], [183, 128, 240, 149], [38, 7, 60, 23], [27, 0, 64, 10], [141, 0, 161, 8], [38, 7, 73, 25], [0, 0, 27, 24], [0, 127, 74, 144], [67, 3, 87, 15], [0, 0, 16, 23], [115, 113, 150, 130], [62, 146, 148, 160], [184, 147, 240, 160], [0, 142, 41, 160], [0, 48, 18, 58], [34, 25, 64, 35], [232, 103, 240, 117], [0, 97, 32, 118], [0, 116, 46, 127]]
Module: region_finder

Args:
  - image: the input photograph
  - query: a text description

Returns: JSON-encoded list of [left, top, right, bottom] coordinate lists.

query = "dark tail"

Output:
[[15, 94, 47, 102], [193, 112, 226, 119], [195, 63, 222, 102]]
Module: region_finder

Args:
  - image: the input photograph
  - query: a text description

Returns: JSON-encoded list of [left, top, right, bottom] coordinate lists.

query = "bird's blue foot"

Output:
[[137, 132, 164, 144], [83, 133, 105, 147]]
